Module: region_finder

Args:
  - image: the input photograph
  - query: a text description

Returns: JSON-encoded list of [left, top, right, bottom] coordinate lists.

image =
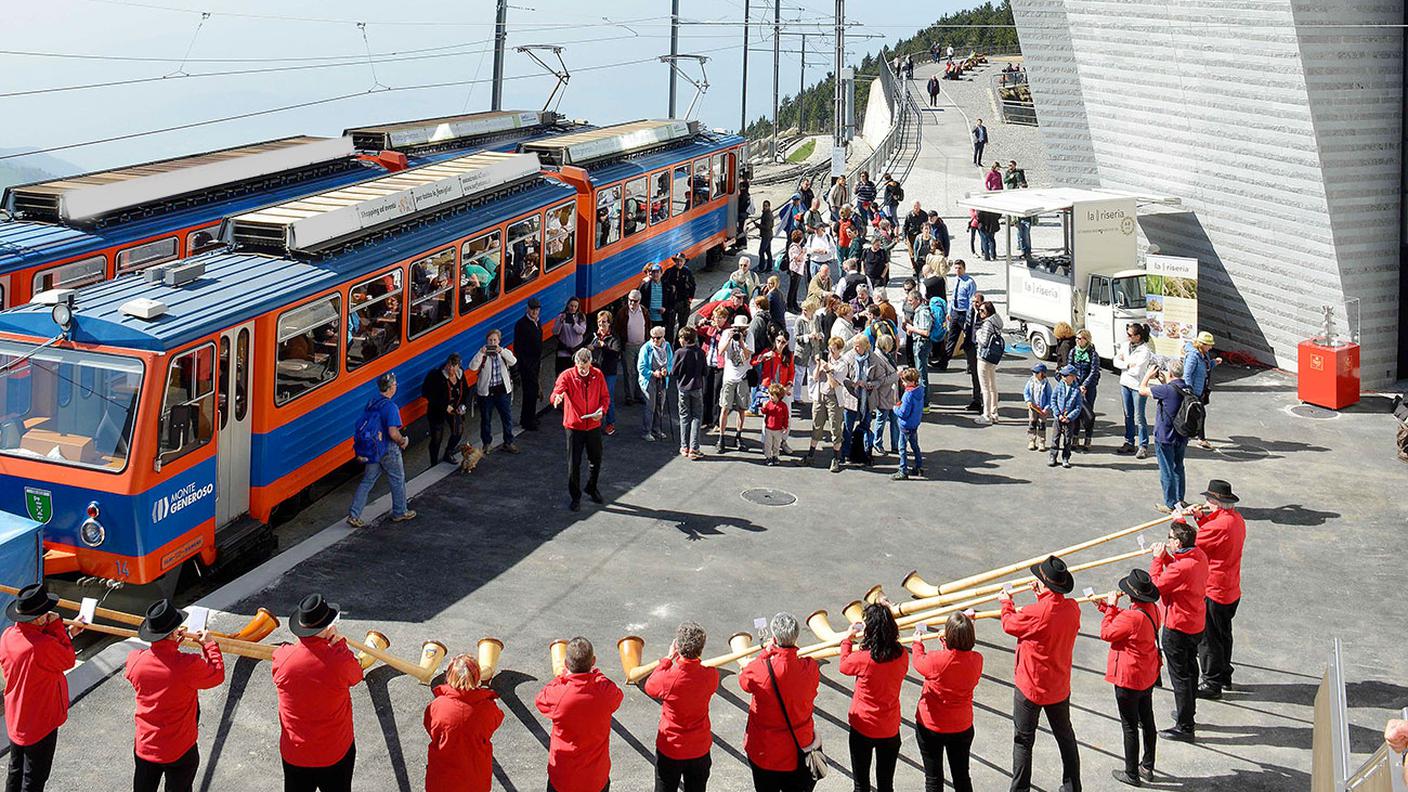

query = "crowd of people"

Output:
[[0, 481, 1246, 791]]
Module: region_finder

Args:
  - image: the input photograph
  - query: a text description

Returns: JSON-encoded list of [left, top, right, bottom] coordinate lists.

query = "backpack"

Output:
[[927, 297, 948, 342], [1171, 383, 1205, 438], [980, 325, 1005, 364], [871, 319, 896, 350], [353, 396, 389, 464], [893, 185, 905, 203]]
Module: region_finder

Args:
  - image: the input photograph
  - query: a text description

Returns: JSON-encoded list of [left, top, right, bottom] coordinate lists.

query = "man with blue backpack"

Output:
[[347, 373, 415, 528]]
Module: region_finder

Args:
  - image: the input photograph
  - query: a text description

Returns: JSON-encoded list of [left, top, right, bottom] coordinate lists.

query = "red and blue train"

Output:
[[0, 119, 744, 587]]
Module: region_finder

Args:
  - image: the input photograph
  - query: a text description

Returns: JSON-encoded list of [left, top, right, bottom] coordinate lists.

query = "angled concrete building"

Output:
[[1013, 0, 1405, 386]]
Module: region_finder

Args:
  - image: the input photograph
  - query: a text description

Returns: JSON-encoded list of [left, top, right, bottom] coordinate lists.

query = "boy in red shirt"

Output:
[[535, 637, 623, 792], [760, 383, 790, 465], [644, 622, 719, 792]]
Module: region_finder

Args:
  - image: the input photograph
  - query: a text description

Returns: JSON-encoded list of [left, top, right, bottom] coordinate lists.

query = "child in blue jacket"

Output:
[[1049, 364, 1084, 468], [1023, 363, 1055, 452], [893, 367, 925, 480]]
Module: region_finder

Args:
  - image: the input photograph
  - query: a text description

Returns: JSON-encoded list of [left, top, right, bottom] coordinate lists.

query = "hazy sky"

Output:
[[1, 0, 966, 175]]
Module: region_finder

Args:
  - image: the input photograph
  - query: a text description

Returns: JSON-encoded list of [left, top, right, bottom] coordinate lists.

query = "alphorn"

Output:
[[0, 585, 279, 642], [357, 631, 391, 671], [618, 636, 646, 682], [344, 635, 442, 685], [897, 546, 1152, 614], [549, 639, 569, 677], [902, 515, 1171, 597], [420, 640, 449, 679], [63, 618, 276, 661], [478, 637, 505, 682]]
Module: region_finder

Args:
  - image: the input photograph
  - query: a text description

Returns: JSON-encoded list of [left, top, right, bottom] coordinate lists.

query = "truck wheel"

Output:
[[1029, 332, 1050, 360]]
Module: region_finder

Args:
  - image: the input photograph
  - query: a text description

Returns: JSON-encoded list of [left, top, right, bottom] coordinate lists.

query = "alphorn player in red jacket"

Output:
[[272, 594, 364, 792], [1098, 569, 1163, 786], [1149, 520, 1208, 743], [536, 637, 624, 792], [999, 555, 1082, 792], [0, 583, 82, 792], [1183, 479, 1246, 700], [737, 612, 820, 792], [424, 653, 504, 792], [124, 599, 226, 792], [644, 622, 720, 792]]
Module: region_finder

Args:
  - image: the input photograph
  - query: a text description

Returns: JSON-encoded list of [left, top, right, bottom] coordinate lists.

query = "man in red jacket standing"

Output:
[[0, 583, 81, 792], [1186, 479, 1246, 700], [125, 599, 226, 792], [644, 622, 720, 792], [1098, 570, 1162, 786], [272, 594, 364, 792], [1149, 520, 1209, 742], [535, 637, 624, 792], [737, 612, 820, 792], [424, 654, 504, 792], [999, 555, 1081, 792], [551, 347, 611, 511]]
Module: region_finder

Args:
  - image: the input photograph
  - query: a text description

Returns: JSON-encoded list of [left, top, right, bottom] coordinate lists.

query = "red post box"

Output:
[[1297, 340, 1359, 410]]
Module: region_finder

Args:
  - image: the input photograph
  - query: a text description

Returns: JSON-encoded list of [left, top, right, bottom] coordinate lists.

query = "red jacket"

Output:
[[0, 619, 75, 746], [125, 639, 225, 763], [911, 643, 983, 733], [535, 669, 624, 792], [758, 352, 796, 388], [838, 639, 909, 738], [271, 637, 364, 767], [1097, 601, 1162, 691], [424, 685, 504, 792], [1000, 590, 1081, 705], [737, 646, 819, 771], [1193, 509, 1245, 604], [551, 366, 611, 431], [760, 399, 790, 431], [1150, 547, 1209, 634], [644, 656, 719, 760]]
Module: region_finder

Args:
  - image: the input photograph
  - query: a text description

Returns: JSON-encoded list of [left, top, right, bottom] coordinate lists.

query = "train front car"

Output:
[[521, 120, 745, 311]]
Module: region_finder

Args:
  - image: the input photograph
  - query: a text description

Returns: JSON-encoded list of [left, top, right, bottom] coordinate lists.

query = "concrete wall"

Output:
[[861, 75, 894, 150], [1013, 0, 1404, 385]]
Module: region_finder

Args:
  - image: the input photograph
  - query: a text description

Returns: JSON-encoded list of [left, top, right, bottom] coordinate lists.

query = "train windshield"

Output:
[[0, 342, 144, 472]]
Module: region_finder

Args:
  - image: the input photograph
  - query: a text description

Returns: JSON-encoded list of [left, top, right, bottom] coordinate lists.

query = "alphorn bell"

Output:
[[357, 631, 391, 671], [862, 585, 887, 606], [617, 636, 644, 681], [230, 608, 280, 642], [344, 635, 438, 685], [842, 600, 866, 626], [477, 638, 505, 682], [727, 632, 755, 668], [420, 640, 449, 678], [549, 639, 569, 677], [806, 610, 843, 642]]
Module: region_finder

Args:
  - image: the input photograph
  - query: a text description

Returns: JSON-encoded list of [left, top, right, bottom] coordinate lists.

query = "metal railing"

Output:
[[847, 61, 923, 185]]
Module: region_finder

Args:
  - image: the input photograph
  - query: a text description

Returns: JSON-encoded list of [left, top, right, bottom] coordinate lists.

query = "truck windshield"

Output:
[[0, 342, 144, 472], [1112, 275, 1147, 311]]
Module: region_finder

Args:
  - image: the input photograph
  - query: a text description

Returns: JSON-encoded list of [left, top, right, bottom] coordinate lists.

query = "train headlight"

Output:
[[79, 518, 105, 547], [85, 501, 100, 519]]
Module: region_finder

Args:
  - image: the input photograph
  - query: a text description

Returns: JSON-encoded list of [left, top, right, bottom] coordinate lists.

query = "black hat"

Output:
[[5, 583, 59, 623], [1201, 479, 1239, 503], [1029, 555, 1075, 595], [526, 298, 541, 310], [138, 599, 189, 643], [1118, 569, 1161, 604], [289, 594, 339, 638]]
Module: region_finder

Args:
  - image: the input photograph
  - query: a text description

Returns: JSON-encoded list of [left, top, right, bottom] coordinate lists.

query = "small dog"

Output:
[[456, 443, 485, 473]]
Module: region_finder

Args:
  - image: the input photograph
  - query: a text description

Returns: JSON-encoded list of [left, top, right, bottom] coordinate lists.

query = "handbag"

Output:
[[765, 656, 829, 782]]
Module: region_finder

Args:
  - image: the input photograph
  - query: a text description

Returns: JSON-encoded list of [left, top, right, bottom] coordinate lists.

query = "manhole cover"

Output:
[[1288, 404, 1340, 421], [741, 488, 797, 507]]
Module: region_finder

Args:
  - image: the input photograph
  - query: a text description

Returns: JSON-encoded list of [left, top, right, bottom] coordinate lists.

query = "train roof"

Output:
[[579, 133, 745, 186], [345, 110, 557, 153], [0, 179, 575, 352]]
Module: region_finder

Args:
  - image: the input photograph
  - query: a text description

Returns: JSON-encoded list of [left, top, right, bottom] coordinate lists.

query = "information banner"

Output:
[[1145, 254, 1199, 357]]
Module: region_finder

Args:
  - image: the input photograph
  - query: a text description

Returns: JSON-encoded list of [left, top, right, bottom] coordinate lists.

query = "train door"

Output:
[[0, 276, 8, 308], [216, 322, 253, 525]]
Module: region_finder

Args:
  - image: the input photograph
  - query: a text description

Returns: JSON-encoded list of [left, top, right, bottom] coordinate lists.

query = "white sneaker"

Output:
[[975, 416, 992, 425]]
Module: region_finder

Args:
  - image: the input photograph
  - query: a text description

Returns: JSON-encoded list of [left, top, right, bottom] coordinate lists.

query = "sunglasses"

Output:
[[629, 298, 640, 303]]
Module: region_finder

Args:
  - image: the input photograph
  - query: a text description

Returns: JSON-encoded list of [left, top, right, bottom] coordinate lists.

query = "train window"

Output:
[[235, 329, 249, 421], [275, 295, 341, 405], [116, 237, 177, 273], [650, 171, 670, 224], [157, 344, 215, 466], [186, 229, 221, 256], [460, 231, 502, 314], [504, 214, 542, 292], [0, 342, 144, 472], [32, 255, 105, 295], [545, 202, 575, 271], [218, 337, 230, 431], [692, 159, 711, 205], [409, 249, 456, 339], [347, 270, 404, 371], [725, 151, 737, 193], [672, 165, 691, 217], [712, 154, 727, 197], [622, 178, 648, 239], [595, 185, 622, 248]]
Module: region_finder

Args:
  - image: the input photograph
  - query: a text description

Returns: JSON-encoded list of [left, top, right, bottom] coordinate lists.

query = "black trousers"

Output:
[[1114, 685, 1156, 777], [935, 316, 969, 372], [1079, 387, 1097, 443], [549, 784, 608, 792], [914, 723, 973, 792], [1162, 627, 1203, 730], [5, 729, 57, 792], [282, 744, 354, 792], [1010, 689, 1080, 792], [656, 751, 711, 792], [134, 745, 199, 792], [518, 363, 542, 429], [787, 269, 805, 311], [973, 142, 985, 165], [703, 367, 722, 427], [1199, 597, 1239, 690], [566, 427, 603, 503], [848, 729, 899, 792], [749, 761, 814, 792], [426, 415, 464, 464]]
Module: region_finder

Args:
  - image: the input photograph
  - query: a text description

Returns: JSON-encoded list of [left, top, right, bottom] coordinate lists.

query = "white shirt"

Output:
[[720, 329, 753, 383], [1115, 340, 1153, 389]]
